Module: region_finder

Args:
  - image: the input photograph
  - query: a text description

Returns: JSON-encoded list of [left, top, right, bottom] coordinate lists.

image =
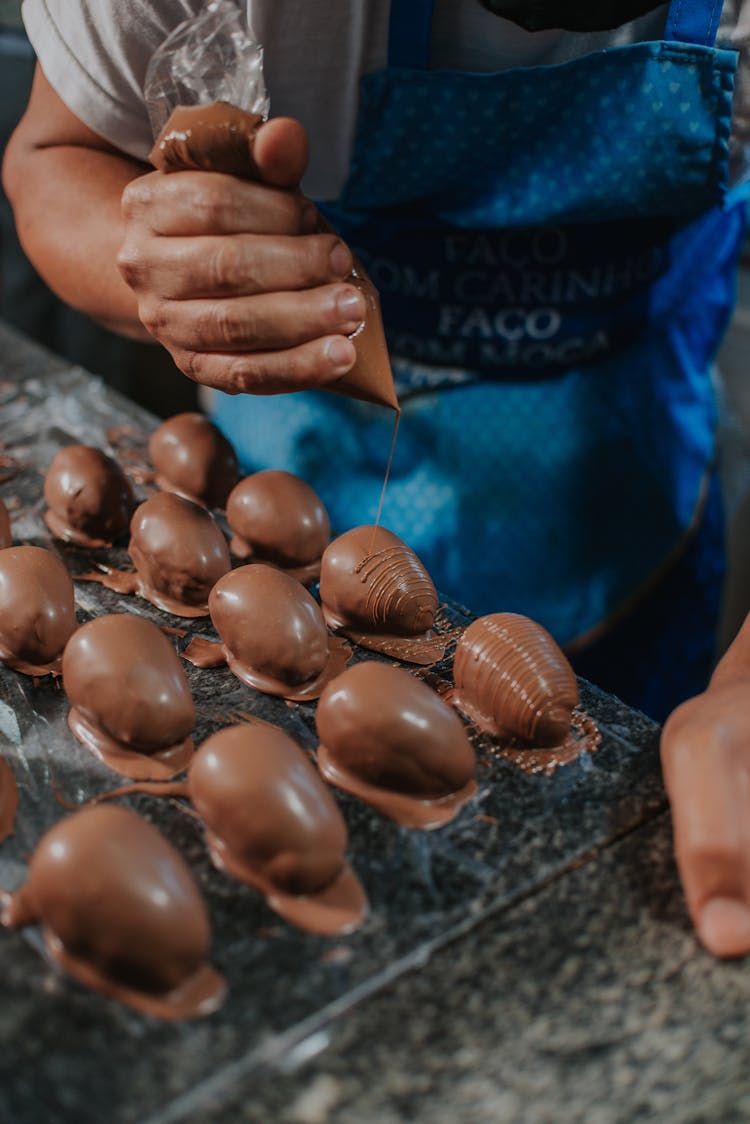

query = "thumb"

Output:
[[253, 116, 309, 188]]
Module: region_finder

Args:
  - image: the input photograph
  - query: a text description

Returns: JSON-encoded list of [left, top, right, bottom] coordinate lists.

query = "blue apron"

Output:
[[213, 0, 745, 701]]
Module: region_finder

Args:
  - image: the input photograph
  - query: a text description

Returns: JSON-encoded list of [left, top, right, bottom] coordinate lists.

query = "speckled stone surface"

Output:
[[0, 323, 735, 1124], [169, 811, 750, 1124]]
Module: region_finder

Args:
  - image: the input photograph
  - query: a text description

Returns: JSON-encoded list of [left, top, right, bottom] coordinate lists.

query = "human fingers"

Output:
[[169, 334, 356, 395], [119, 232, 353, 300], [661, 685, 750, 958], [252, 116, 309, 188], [139, 283, 365, 353], [121, 170, 317, 238]]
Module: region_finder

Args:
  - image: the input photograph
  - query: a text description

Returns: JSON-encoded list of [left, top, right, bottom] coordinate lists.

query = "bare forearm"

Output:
[[3, 134, 151, 341]]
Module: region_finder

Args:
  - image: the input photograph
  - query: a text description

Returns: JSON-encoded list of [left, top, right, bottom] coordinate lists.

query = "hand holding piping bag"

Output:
[[120, 3, 397, 407]]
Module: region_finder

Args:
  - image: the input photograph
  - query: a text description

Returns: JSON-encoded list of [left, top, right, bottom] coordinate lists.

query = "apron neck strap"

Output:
[[387, 0, 722, 67], [388, 0, 434, 69], [665, 0, 722, 47]]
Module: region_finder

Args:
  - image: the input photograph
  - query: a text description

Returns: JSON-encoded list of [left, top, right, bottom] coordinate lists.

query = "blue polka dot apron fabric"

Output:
[[213, 0, 746, 709]]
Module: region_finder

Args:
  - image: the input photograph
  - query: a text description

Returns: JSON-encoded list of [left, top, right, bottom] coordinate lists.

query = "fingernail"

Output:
[[698, 897, 750, 958], [324, 337, 356, 375], [329, 241, 353, 279], [336, 287, 365, 324]]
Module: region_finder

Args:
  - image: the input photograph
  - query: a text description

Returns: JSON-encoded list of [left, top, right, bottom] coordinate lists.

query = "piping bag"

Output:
[[145, 0, 399, 412]]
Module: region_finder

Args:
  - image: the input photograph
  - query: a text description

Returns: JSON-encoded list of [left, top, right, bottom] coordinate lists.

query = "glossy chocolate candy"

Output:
[[0, 545, 76, 676], [452, 612, 579, 746], [207, 563, 348, 700], [62, 613, 195, 779], [129, 491, 231, 617], [2, 804, 224, 1019], [319, 525, 444, 664], [316, 661, 477, 829], [43, 445, 135, 548], [148, 412, 239, 507], [190, 724, 366, 933], [226, 469, 330, 582]]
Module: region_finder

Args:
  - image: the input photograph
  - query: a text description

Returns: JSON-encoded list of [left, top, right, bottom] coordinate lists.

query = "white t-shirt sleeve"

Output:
[[21, 0, 200, 161]]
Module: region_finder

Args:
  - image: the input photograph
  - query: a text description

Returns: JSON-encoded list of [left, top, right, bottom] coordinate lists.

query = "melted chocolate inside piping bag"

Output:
[[73, 724, 368, 936]]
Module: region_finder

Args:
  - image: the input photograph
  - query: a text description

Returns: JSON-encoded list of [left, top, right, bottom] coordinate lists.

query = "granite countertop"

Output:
[[0, 322, 746, 1124]]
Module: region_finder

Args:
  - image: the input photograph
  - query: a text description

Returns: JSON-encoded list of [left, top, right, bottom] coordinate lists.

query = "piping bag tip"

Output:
[[330, 268, 400, 412]]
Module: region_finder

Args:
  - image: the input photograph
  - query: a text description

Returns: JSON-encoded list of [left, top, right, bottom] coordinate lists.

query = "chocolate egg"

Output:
[[189, 723, 366, 933], [43, 445, 135, 547], [0, 546, 76, 674], [0, 498, 11, 549], [209, 563, 346, 699], [453, 612, 579, 746], [316, 661, 477, 829], [149, 412, 239, 507], [62, 613, 195, 779], [226, 470, 330, 580], [128, 491, 231, 616], [320, 526, 437, 636], [2, 804, 224, 1019]]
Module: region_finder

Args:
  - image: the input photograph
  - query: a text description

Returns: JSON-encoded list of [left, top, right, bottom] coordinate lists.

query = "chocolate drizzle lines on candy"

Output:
[[356, 545, 436, 633], [320, 527, 446, 665], [452, 613, 599, 765]]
